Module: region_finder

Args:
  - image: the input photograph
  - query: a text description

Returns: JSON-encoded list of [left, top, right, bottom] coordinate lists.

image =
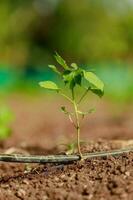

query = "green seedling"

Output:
[[39, 53, 104, 158], [0, 105, 14, 140], [60, 140, 86, 155]]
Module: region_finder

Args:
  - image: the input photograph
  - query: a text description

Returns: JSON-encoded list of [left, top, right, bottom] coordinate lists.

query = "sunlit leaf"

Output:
[[54, 52, 69, 70], [39, 81, 60, 91], [83, 71, 104, 92], [48, 65, 61, 75], [71, 63, 78, 69]]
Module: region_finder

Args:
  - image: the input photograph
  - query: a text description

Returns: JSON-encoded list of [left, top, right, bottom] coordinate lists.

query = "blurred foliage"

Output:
[[95, 63, 133, 102], [0, 0, 133, 103], [0, 63, 132, 103], [0, 0, 133, 66], [0, 105, 14, 140]]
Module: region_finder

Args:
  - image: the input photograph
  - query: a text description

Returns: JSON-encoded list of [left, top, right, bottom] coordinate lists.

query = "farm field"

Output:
[[0, 95, 132, 200]]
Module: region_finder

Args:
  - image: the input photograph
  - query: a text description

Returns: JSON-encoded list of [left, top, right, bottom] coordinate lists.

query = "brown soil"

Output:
[[0, 95, 133, 200]]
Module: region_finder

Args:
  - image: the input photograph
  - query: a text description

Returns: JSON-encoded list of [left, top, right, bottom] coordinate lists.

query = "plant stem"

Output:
[[59, 92, 73, 103], [68, 114, 77, 129], [78, 87, 90, 105], [72, 89, 82, 158]]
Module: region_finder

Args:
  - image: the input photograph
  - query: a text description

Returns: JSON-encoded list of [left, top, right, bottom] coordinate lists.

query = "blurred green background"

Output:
[[0, 0, 133, 102]]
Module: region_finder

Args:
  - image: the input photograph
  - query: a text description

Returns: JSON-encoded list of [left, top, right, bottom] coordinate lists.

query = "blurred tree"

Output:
[[49, 0, 132, 63], [0, 0, 133, 67]]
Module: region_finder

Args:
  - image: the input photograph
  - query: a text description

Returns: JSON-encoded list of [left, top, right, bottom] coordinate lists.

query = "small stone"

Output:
[[125, 171, 130, 176], [88, 194, 93, 199], [42, 195, 48, 200], [60, 174, 67, 182], [22, 179, 29, 185], [16, 189, 26, 199], [60, 174, 65, 179], [1, 184, 9, 189], [54, 177, 59, 182]]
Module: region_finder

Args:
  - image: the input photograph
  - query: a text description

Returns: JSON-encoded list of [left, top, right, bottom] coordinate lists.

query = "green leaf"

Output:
[[74, 73, 82, 86], [48, 65, 61, 75], [90, 88, 104, 97], [62, 70, 72, 83], [66, 142, 76, 155], [39, 81, 60, 91], [71, 63, 78, 69], [65, 140, 85, 155], [62, 70, 75, 89], [83, 71, 104, 92], [61, 106, 73, 115], [54, 52, 69, 70], [61, 106, 68, 114], [62, 69, 82, 89]]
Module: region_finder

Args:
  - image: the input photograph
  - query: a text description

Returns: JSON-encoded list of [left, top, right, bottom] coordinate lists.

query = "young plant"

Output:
[[39, 53, 104, 158]]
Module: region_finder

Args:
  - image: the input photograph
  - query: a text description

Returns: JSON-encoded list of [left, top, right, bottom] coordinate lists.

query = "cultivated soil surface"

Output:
[[0, 94, 133, 200]]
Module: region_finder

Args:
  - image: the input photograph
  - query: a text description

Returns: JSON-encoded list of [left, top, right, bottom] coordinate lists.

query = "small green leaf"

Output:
[[61, 106, 68, 114], [63, 69, 82, 89], [61, 106, 73, 115], [71, 63, 78, 69], [83, 71, 104, 92], [54, 52, 69, 70], [90, 88, 104, 97], [65, 141, 85, 155], [62, 70, 73, 84], [66, 143, 76, 155], [39, 81, 60, 91], [48, 65, 61, 75], [62, 70, 75, 89]]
